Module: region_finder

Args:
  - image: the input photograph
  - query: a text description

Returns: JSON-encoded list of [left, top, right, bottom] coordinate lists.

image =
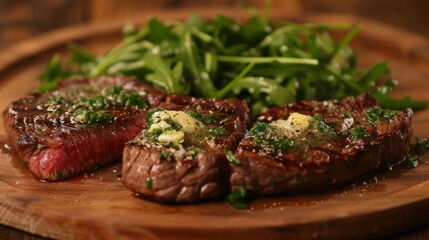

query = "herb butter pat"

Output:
[[270, 113, 313, 136], [157, 130, 185, 144], [152, 110, 200, 133], [147, 110, 201, 144]]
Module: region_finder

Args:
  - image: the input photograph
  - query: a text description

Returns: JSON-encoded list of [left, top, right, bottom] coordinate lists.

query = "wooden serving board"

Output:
[[1, 9, 429, 239]]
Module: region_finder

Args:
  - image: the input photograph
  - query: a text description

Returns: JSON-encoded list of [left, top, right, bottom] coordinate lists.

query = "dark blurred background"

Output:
[[0, 0, 428, 49]]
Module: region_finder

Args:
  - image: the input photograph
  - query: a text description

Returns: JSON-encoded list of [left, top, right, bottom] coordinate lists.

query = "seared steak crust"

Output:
[[122, 94, 251, 203], [230, 93, 413, 196], [3, 76, 165, 180]]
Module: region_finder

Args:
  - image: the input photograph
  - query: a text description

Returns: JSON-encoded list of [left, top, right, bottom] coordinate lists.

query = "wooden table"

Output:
[[1, 9, 429, 239]]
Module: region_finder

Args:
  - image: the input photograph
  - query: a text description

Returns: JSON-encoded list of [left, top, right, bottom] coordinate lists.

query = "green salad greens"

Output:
[[38, 6, 428, 114]]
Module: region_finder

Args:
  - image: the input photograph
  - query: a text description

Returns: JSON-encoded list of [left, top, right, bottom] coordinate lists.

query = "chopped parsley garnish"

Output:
[[276, 138, 295, 151], [145, 128, 164, 142], [225, 150, 240, 166], [246, 122, 295, 151], [73, 110, 114, 127], [36, 144, 46, 149], [415, 137, 429, 154], [301, 153, 310, 160], [145, 108, 162, 129], [220, 118, 233, 124], [103, 86, 148, 109], [74, 96, 109, 111], [208, 127, 230, 137], [348, 125, 367, 140], [227, 186, 249, 209], [37, 129, 46, 135], [146, 178, 153, 189], [46, 95, 69, 106], [403, 155, 420, 169], [159, 151, 172, 160], [187, 147, 204, 158], [187, 110, 224, 125], [163, 118, 182, 130], [340, 112, 351, 119], [43, 86, 146, 127], [313, 114, 336, 136], [365, 107, 399, 124], [85, 112, 114, 126]]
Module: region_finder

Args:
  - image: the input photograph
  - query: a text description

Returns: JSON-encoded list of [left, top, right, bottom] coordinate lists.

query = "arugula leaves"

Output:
[[38, 11, 428, 113]]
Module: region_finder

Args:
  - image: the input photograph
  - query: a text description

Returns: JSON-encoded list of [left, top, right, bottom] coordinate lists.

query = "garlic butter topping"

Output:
[[147, 110, 201, 144], [270, 112, 314, 137]]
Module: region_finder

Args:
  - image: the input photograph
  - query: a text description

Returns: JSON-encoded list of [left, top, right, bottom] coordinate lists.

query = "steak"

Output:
[[3, 76, 165, 180], [230, 93, 413, 197], [122, 94, 251, 203]]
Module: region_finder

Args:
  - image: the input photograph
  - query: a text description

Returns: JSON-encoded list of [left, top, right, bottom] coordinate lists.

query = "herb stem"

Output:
[[217, 56, 319, 65], [213, 62, 255, 98]]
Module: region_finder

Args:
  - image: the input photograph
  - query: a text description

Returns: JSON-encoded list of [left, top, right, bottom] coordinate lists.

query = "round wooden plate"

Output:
[[1, 9, 429, 240]]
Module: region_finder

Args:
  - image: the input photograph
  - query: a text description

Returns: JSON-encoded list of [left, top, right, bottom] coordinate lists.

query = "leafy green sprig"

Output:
[[39, 12, 428, 114]]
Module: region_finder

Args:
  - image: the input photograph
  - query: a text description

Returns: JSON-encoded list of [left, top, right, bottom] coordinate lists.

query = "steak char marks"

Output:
[[230, 93, 413, 197], [3, 76, 164, 180], [122, 94, 251, 203]]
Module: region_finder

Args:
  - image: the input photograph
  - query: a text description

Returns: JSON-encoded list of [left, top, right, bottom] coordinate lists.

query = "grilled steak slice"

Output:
[[122, 94, 251, 203], [3, 76, 165, 180], [230, 93, 413, 197]]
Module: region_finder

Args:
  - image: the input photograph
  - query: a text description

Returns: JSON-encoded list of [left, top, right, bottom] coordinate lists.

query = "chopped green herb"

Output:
[[37, 129, 46, 135], [225, 150, 240, 166], [327, 121, 340, 127], [145, 108, 162, 129], [146, 178, 153, 189], [313, 114, 336, 135], [246, 122, 294, 151], [415, 137, 429, 154], [37, 144, 46, 149], [301, 153, 310, 160], [164, 118, 182, 130], [46, 95, 69, 106], [74, 96, 108, 111], [103, 86, 147, 109], [340, 112, 351, 119], [75, 111, 113, 127], [22, 160, 29, 166], [403, 155, 420, 169], [159, 151, 172, 160], [145, 128, 164, 142], [227, 186, 249, 209], [276, 138, 295, 151], [220, 118, 233, 124], [365, 107, 399, 124], [188, 110, 224, 125], [247, 122, 270, 137], [348, 125, 367, 140], [42, 86, 147, 128], [187, 147, 204, 158], [208, 127, 230, 137], [147, 108, 162, 118]]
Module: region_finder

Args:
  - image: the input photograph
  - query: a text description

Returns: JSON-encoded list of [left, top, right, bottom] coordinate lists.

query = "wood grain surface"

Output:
[[0, 9, 429, 239]]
